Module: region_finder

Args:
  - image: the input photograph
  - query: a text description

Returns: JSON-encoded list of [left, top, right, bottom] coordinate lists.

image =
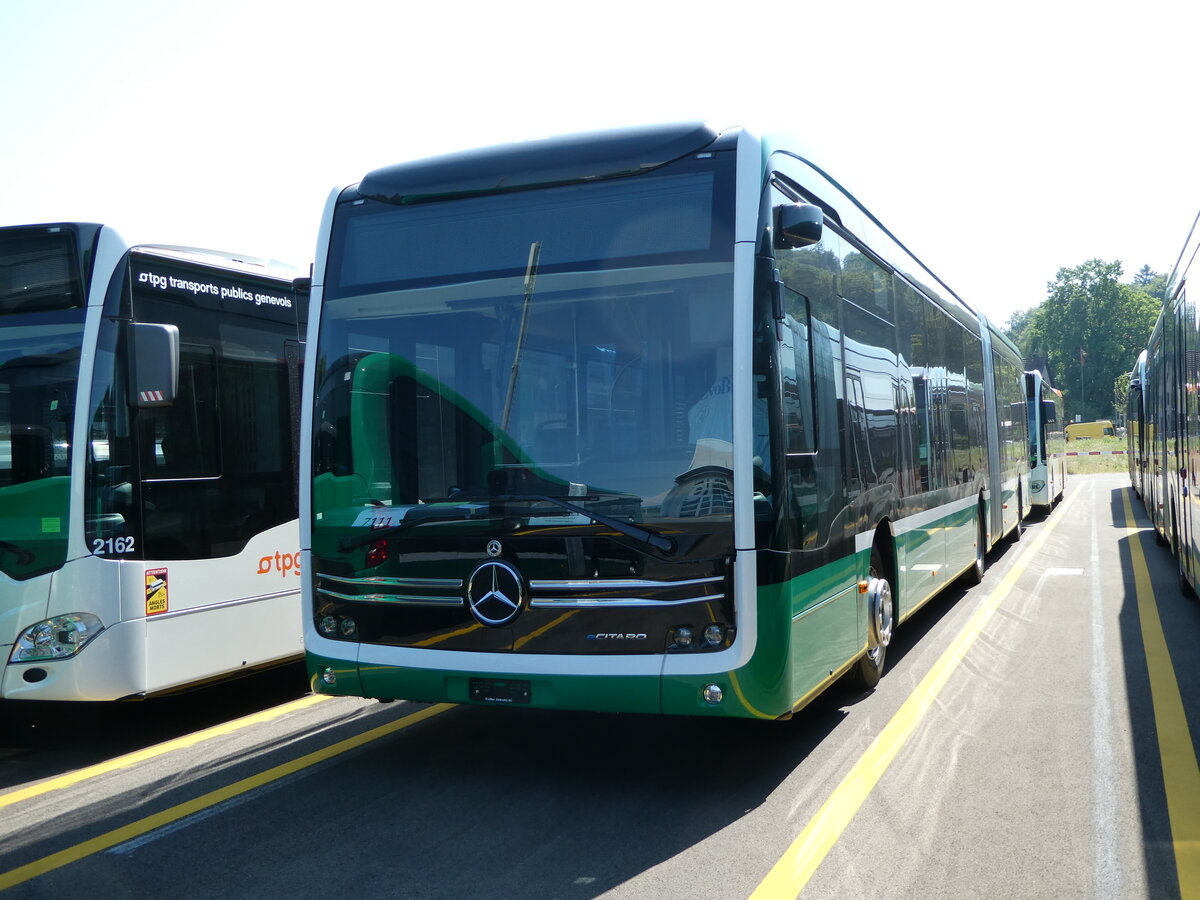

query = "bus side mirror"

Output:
[[1041, 399, 1057, 423], [774, 203, 823, 249], [127, 323, 180, 408]]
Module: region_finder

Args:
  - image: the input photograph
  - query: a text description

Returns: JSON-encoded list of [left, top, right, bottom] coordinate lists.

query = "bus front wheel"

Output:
[[851, 547, 893, 690]]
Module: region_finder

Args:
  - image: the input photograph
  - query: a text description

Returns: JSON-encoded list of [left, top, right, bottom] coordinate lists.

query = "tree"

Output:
[[1113, 371, 1132, 425], [1004, 307, 1037, 349], [1139, 271, 1170, 301], [1019, 260, 1159, 421], [1133, 264, 1157, 286]]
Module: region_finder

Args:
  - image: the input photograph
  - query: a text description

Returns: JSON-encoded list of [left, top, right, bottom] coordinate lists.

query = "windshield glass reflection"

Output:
[[314, 263, 735, 529]]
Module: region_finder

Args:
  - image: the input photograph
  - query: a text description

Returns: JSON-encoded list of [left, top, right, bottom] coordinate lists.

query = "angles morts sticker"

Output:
[[146, 567, 169, 615]]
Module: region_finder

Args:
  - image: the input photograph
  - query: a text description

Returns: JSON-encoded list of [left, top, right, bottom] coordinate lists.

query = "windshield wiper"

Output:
[[423, 493, 676, 555], [500, 240, 541, 432]]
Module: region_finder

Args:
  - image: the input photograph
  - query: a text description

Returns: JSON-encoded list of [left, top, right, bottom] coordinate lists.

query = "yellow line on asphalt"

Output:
[[1120, 490, 1200, 899], [0, 694, 329, 811], [0, 702, 453, 891], [750, 492, 1078, 899]]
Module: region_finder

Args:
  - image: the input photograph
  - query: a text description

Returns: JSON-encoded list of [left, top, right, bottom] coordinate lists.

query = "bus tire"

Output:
[[1009, 487, 1023, 543], [1174, 507, 1197, 599], [964, 504, 986, 585], [850, 546, 893, 690], [1179, 552, 1197, 599]]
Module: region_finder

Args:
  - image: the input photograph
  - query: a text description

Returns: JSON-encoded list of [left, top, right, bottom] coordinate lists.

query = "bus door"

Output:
[[770, 262, 858, 695], [1179, 287, 1197, 583], [1169, 289, 1186, 563]]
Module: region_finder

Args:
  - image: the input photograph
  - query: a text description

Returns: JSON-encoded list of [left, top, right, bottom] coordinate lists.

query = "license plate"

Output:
[[469, 678, 531, 705]]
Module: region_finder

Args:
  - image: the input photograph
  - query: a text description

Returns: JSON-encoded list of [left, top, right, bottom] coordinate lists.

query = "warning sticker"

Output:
[[146, 567, 169, 615]]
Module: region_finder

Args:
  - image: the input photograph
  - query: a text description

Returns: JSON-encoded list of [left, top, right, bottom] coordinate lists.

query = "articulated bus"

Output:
[[301, 124, 1029, 719], [1025, 370, 1066, 508], [1127, 350, 1148, 498], [0, 223, 309, 700], [1132, 208, 1200, 591]]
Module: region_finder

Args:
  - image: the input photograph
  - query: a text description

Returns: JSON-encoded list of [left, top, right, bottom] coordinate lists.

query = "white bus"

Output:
[[301, 124, 1029, 718], [1024, 370, 1066, 508], [1, 223, 308, 700]]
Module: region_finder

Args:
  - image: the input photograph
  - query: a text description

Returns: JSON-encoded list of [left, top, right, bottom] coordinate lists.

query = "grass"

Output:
[[1062, 433, 1130, 474]]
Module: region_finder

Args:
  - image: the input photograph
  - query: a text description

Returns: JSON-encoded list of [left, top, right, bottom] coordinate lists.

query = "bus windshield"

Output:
[[0, 312, 85, 579], [315, 160, 737, 546]]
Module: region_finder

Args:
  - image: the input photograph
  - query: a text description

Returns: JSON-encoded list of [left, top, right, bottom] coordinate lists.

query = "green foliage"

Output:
[[1139, 272, 1170, 301], [1013, 259, 1159, 422], [1113, 370, 1131, 421], [1004, 307, 1037, 350]]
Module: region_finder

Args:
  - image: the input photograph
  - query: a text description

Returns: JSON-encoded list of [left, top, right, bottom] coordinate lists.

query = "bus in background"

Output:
[[1135, 207, 1200, 590], [1127, 351, 1148, 499], [1, 223, 309, 700], [1025, 370, 1066, 508], [301, 123, 1028, 719]]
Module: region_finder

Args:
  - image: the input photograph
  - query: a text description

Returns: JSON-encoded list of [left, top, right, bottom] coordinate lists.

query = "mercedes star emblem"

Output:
[[465, 559, 526, 627], [486, 540, 503, 558]]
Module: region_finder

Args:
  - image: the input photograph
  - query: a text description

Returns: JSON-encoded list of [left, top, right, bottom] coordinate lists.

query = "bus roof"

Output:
[[355, 122, 736, 205], [132, 244, 304, 281]]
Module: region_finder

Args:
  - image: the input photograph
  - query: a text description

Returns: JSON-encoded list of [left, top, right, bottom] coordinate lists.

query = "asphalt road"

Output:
[[1, 473, 1197, 899]]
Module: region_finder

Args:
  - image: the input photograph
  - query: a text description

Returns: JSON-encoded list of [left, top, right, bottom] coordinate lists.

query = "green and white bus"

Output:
[[1025, 369, 1066, 508], [301, 124, 1028, 719], [1, 223, 308, 700]]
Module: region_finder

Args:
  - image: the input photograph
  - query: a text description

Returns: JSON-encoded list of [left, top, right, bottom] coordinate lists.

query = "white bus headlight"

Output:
[[11, 613, 105, 662]]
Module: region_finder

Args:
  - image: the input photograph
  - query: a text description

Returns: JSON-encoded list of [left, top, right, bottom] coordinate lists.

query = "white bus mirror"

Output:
[[774, 203, 823, 249], [128, 322, 179, 408]]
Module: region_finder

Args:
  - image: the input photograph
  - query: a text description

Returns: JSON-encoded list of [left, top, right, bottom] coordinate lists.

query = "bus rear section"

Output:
[[1, 223, 310, 700]]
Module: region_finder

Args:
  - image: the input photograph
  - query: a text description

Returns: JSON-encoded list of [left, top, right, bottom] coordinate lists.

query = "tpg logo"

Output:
[[258, 551, 301, 577]]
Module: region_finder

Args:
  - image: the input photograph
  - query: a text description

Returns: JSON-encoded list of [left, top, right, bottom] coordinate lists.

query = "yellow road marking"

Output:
[[750, 491, 1078, 899], [0, 702, 453, 890], [1120, 490, 1200, 899], [0, 694, 329, 811]]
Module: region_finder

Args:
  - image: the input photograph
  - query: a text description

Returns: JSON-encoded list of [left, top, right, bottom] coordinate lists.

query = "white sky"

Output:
[[1, 0, 1195, 326]]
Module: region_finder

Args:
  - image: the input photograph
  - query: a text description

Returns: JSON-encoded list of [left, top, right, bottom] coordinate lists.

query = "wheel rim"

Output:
[[867, 575, 893, 649]]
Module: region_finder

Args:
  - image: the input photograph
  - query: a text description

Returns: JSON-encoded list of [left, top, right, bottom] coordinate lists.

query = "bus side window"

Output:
[[779, 286, 815, 456], [143, 344, 218, 479]]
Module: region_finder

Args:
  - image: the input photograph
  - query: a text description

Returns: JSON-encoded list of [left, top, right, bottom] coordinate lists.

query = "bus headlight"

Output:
[[702, 683, 724, 705], [669, 626, 695, 650], [11, 613, 105, 662]]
